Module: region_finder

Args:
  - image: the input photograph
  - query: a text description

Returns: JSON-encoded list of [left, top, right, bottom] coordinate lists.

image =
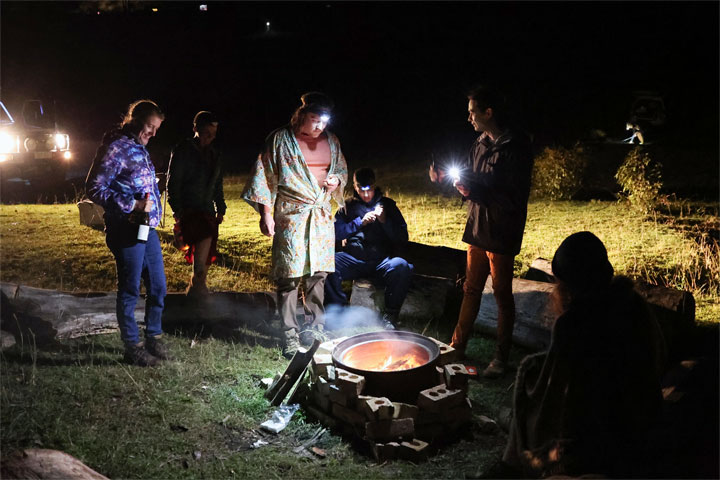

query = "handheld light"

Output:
[[448, 166, 461, 183]]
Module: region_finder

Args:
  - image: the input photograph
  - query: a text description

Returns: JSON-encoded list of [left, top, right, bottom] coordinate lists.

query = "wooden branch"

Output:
[[266, 339, 321, 406], [0, 448, 108, 480]]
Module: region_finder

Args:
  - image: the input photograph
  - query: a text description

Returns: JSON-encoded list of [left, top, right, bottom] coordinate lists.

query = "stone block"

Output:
[[365, 418, 415, 442], [360, 396, 394, 421], [335, 368, 365, 397], [371, 441, 400, 462], [399, 439, 430, 462], [415, 423, 446, 442], [392, 402, 419, 420], [311, 354, 333, 378], [429, 337, 460, 365], [317, 337, 347, 356], [332, 402, 366, 427], [312, 388, 331, 412], [435, 366, 445, 385], [441, 397, 472, 424], [314, 376, 330, 396], [328, 384, 349, 407], [443, 363, 470, 390], [416, 384, 465, 412], [415, 410, 442, 425]]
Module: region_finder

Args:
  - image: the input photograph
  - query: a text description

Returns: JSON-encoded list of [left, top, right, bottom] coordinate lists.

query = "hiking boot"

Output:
[[283, 329, 301, 359], [381, 312, 398, 330], [146, 336, 173, 361], [482, 358, 507, 379], [124, 343, 159, 367], [300, 324, 328, 346]]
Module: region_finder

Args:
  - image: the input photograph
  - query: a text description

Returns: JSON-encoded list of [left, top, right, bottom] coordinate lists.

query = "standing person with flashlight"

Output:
[[87, 99, 172, 367], [243, 92, 348, 359], [429, 85, 533, 378]]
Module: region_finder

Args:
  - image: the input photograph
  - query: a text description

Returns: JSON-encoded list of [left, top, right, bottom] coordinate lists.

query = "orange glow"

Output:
[[341, 339, 430, 372]]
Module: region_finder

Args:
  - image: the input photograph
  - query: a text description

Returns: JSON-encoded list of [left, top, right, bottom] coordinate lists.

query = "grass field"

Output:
[[0, 167, 718, 479]]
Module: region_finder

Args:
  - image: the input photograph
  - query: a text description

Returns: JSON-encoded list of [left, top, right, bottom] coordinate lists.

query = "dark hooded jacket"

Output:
[[460, 129, 533, 255], [334, 188, 408, 262]]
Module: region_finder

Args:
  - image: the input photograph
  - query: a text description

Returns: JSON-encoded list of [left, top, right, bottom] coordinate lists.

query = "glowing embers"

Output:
[[340, 339, 431, 372]]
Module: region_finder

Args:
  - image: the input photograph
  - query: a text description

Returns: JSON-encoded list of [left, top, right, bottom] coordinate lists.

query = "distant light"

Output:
[[63, 151, 72, 160], [266, 21, 270, 27], [96, 11, 100, 15], [320, 114, 330, 123], [199, 4, 208, 11], [152, 8, 158, 12]]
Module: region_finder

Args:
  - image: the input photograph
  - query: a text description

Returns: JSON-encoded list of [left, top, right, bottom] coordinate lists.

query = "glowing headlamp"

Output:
[[359, 185, 372, 191], [320, 114, 330, 123]]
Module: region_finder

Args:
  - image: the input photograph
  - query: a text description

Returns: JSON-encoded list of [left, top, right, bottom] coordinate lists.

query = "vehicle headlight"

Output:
[[55, 133, 68, 150], [0, 133, 18, 154], [24, 137, 38, 152]]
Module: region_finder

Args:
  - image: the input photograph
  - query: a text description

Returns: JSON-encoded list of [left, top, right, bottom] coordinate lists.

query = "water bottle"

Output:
[[136, 193, 150, 242]]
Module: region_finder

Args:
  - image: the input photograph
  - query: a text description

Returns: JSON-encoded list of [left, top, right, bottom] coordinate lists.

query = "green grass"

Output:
[[1, 170, 718, 478]]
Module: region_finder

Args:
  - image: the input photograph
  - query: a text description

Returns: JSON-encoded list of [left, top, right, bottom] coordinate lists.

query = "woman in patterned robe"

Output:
[[243, 92, 348, 358]]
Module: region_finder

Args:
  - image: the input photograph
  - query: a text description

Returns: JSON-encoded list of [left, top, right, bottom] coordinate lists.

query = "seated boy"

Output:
[[325, 168, 413, 329]]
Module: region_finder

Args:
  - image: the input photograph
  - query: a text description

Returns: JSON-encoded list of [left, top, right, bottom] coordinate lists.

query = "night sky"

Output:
[[2, 1, 718, 172]]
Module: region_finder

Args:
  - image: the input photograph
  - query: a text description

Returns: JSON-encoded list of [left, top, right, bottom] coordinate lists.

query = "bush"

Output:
[[615, 147, 663, 213], [531, 144, 588, 200]]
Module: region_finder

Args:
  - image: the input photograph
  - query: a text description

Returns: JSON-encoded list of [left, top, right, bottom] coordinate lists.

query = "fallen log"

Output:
[[473, 262, 697, 355], [0, 282, 276, 348], [1, 448, 109, 480]]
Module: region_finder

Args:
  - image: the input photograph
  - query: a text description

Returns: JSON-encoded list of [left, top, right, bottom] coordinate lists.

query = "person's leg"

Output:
[[376, 257, 413, 315], [107, 231, 158, 366], [108, 238, 144, 347], [190, 236, 213, 295], [324, 252, 361, 306], [450, 245, 491, 354], [277, 277, 302, 332], [277, 276, 302, 358], [304, 271, 329, 328], [488, 252, 516, 364], [141, 229, 171, 359]]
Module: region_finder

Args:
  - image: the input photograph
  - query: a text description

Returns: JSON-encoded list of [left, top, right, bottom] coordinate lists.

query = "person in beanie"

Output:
[[325, 167, 413, 329], [87, 99, 171, 366], [166, 111, 226, 297], [243, 92, 348, 358], [500, 231, 667, 478], [430, 84, 533, 378]]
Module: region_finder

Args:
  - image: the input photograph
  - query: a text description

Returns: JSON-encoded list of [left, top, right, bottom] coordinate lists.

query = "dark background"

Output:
[[1, 0, 718, 175]]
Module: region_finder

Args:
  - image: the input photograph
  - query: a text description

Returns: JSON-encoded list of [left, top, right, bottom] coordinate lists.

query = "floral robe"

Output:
[[243, 126, 348, 280]]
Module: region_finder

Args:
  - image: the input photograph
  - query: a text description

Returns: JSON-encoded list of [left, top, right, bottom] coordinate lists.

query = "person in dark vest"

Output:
[[430, 85, 533, 378], [166, 111, 226, 297], [325, 167, 413, 330]]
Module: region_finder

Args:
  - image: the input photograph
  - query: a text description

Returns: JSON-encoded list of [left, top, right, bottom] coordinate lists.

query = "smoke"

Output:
[[323, 304, 383, 331]]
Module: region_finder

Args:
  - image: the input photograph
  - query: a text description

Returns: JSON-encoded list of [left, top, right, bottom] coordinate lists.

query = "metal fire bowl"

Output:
[[332, 331, 440, 403]]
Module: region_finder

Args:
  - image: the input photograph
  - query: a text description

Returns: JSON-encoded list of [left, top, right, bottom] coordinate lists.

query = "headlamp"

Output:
[[320, 114, 330, 123]]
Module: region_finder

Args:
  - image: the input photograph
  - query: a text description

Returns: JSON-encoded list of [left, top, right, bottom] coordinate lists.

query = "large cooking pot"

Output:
[[332, 331, 440, 403]]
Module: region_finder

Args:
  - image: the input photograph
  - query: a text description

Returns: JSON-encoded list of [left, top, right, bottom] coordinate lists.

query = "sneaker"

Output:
[[381, 312, 397, 330], [146, 336, 173, 361], [482, 358, 507, 379], [283, 329, 301, 359], [124, 343, 159, 367]]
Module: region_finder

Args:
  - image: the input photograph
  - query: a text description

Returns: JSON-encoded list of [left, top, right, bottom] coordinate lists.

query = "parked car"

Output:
[[0, 99, 72, 186]]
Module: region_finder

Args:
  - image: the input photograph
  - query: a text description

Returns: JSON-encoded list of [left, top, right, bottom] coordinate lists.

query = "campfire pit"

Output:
[[332, 331, 440, 403], [303, 332, 471, 462]]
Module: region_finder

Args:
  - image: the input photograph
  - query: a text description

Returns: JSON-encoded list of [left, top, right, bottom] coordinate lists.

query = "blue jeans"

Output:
[[106, 222, 167, 346], [325, 252, 413, 313]]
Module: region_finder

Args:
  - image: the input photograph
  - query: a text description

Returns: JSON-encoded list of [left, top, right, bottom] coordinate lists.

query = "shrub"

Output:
[[615, 147, 663, 213], [531, 144, 588, 200]]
